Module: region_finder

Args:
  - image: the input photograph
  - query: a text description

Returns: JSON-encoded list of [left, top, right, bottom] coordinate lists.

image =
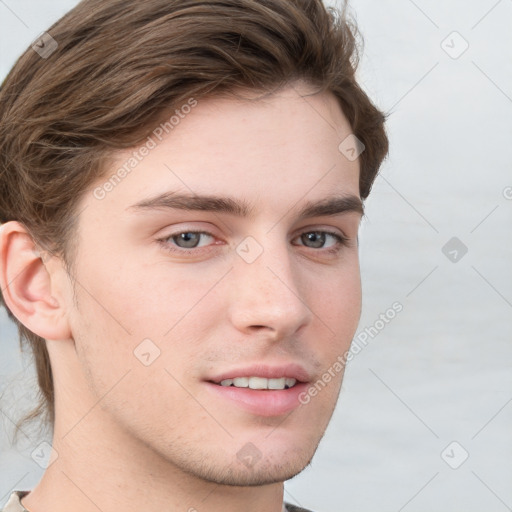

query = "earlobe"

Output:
[[0, 221, 71, 341]]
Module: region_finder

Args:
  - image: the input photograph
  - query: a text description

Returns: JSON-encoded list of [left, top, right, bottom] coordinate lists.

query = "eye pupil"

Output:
[[302, 232, 326, 248], [175, 232, 201, 248]]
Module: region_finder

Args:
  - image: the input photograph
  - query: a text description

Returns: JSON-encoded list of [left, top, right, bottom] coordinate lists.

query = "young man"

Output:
[[0, 0, 388, 511]]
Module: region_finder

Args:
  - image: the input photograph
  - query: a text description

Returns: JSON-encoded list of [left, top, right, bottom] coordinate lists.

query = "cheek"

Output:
[[308, 258, 362, 337], [74, 250, 218, 340], [68, 256, 221, 392], [67, 279, 203, 429]]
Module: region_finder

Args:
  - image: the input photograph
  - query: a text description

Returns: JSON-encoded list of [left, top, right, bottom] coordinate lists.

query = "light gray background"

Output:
[[1, 1, 511, 511]]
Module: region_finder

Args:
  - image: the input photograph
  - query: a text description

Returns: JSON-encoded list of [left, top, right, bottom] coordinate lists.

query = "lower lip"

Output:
[[204, 381, 309, 417]]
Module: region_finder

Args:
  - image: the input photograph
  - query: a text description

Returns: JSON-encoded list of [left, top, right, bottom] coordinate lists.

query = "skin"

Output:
[[0, 81, 363, 512]]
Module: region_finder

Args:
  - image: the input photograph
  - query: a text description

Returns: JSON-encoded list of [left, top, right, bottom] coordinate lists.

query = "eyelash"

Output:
[[156, 229, 350, 256]]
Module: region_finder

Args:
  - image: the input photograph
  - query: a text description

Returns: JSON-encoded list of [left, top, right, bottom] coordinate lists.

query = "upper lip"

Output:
[[207, 363, 312, 384]]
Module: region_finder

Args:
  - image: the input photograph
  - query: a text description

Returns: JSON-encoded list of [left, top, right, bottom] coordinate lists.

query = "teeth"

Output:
[[249, 376, 268, 389], [268, 377, 286, 390], [285, 378, 296, 388], [218, 377, 297, 390], [233, 377, 249, 387]]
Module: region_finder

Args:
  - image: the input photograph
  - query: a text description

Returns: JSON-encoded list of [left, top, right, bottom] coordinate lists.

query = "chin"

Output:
[[205, 453, 315, 487], [220, 465, 311, 487], [175, 440, 320, 487]]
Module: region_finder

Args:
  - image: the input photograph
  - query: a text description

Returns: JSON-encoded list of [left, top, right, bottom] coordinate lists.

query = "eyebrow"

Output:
[[128, 191, 364, 219]]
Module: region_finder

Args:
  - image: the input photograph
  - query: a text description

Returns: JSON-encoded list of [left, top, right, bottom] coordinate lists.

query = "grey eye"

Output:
[[172, 232, 203, 248], [301, 232, 327, 248]]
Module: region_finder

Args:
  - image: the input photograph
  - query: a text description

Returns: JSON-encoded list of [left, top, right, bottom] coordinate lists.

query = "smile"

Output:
[[219, 377, 297, 390]]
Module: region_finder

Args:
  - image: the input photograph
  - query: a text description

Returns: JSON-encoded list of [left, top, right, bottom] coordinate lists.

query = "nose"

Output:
[[227, 235, 313, 340]]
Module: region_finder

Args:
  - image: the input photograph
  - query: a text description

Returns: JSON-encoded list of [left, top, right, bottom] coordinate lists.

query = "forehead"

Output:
[[84, 84, 360, 220]]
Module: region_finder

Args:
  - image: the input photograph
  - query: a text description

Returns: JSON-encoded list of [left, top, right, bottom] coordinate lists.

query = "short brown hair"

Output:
[[0, 0, 389, 441]]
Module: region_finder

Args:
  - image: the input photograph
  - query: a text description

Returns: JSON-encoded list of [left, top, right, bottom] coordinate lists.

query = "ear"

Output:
[[0, 221, 71, 341]]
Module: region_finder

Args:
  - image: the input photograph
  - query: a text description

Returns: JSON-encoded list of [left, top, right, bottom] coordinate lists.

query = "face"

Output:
[[59, 83, 362, 486]]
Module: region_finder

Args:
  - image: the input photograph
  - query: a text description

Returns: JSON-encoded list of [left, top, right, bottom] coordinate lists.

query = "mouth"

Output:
[[204, 364, 311, 417], [212, 376, 299, 390]]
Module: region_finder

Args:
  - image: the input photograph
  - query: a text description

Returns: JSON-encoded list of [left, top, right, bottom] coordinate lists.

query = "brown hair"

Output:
[[0, 0, 389, 442]]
